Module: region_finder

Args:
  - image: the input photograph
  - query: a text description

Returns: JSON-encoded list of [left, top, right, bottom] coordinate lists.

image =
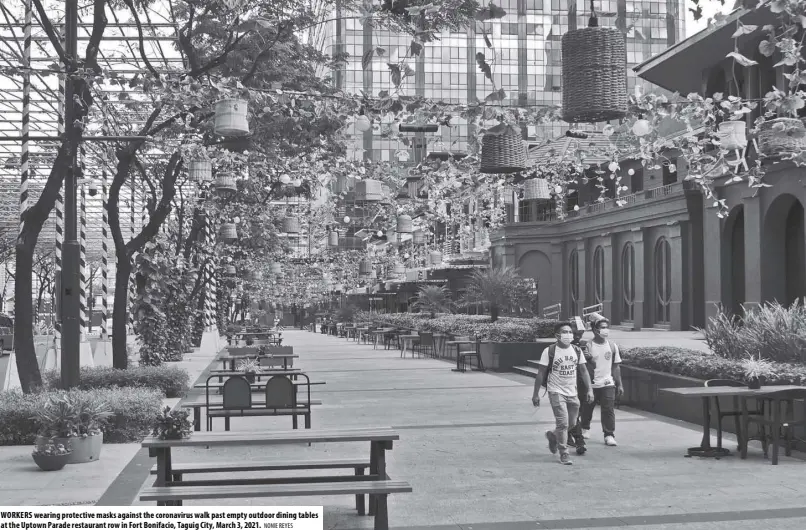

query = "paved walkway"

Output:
[[109, 330, 806, 529]]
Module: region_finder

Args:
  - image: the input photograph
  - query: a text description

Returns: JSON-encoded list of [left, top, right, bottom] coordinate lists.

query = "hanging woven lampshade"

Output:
[[215, 174, 237, 196], [396, 215, 413, 234], [561, 17, 627, 123], [214, 98, 250, 137], [480, 123, 527, 174], [283, 216, 300, 234], [523, 178, 551, 200], [412, 230, 427, 245], [429, 251, 443, 266], [188, 160, 212, 183], [328, 231, 339, 247], [358, 259, 372, 276], [269, 262, 282, 275], [218, 222, 238, 243], [355, 179, 384, 201]]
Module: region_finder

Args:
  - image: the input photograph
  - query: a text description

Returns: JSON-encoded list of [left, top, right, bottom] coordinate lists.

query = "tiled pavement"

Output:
[[111, 330, 806, 529]]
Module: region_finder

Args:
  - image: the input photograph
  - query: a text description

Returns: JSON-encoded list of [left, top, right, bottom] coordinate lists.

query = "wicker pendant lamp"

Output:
[[480, 123, 527, 174], [561, 4, 627, 123]]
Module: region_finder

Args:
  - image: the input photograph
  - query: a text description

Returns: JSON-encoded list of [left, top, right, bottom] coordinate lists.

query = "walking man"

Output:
[[531, 321, 594, 465], [579, 315, 624, 446]]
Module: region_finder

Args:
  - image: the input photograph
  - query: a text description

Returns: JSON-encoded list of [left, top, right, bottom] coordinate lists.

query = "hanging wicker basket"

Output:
[[269, 262, 283, 275], [429, 251, 443, 266], [328, 231, 339, 247], [189, 160, 212, 183], [355, 179, 384, 201], [561, 26, 627, 123], [412, 230, 427, 245], [358, 259, 372, 276], [480, 123, 527, 174], [215, 174, 237, 196], [392, 263, 405, 276], [333, 175, 355, 194], [225, 265, 236, 275], [214, 98, 250, 137], [218, 222, 238, 243], [283, 216, 300, 234], [339, 236, 365, 250], [500, 186, 515, 205], [523, 178, 551, 200], [396, 215, 413, 234], [757, 118, 806, 158], [717, 120, 748, 150]]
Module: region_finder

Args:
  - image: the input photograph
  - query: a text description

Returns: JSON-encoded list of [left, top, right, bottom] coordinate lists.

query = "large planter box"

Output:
[[620, 365, 806, 450], [479, 340, 555, 371]]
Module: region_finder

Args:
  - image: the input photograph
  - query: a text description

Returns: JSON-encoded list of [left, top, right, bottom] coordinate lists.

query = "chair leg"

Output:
[[305, 413, 311, 429], [373, 494, 389, 530], [355, 467, 366, 515], [772, 400, 781, 465]]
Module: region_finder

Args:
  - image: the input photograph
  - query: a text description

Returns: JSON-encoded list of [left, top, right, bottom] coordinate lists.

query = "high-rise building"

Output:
[[314, 0, 687, 163]]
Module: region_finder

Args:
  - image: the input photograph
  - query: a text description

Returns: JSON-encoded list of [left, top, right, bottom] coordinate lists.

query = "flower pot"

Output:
[[188, 160, 212, 183], [218, 222, 238, 243], [523, 178, 551, 200], [412, 230, 427, 245], [283, 217, 300, 234], [328, 231, 339, 247], [757, 117, 806, 158], [747, 377, 761, 390], [32, 452, 70, 471], [51, 434, 102, 464], [355, 179, 384, 201], [717, 120, 748, 150], [396, 215, 413, 234], [244, 372, 256, 384]]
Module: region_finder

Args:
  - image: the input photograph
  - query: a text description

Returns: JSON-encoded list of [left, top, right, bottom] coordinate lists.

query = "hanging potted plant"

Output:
[[236, 358, 261, 383], [714, 95, 755, 150], [740, 354, 775, 390], [152, 406, 193, 441], [31, 438, 72, 471], [34, 394, 112, 464]]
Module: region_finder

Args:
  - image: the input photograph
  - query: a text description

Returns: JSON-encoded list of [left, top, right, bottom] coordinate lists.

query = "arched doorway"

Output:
[[622, 243, 635, 323], [518, 250, 552, 314], [763, 194, 806, 305], [654, 238, 672, 324], [593, 246, 605, 305], [723, 206, 745, 317]]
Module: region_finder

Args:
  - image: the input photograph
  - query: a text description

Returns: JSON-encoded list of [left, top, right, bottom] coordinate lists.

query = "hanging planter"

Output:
[[328, 231, 339, 247], [396, 215, 413, 234], [218, 222, 238, 243], [480, 123, 527, 174], [215, 174, 237, 196], [188, 160, 212, 183], [355, 179, 384, 201], [282, 216, 300, 234], [269, 262, 282, 275], [561, 17, 627, 123], [225, 265, 236, 275], [500, 186, 515, 205], [358, 259, 372, 276], [429, 251, 443, 266], [393, 263, 405, 276], [412, 230, 427, 245], [757, 118, 806, 158], [523, 178, 551, 200], [717, 120, 748, 150], [214, 98, 250, 137]]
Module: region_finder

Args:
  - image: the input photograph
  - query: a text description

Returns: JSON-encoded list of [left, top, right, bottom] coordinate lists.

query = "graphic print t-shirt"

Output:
[[537, 344, 586, 397], [587, 340, 622, 388]]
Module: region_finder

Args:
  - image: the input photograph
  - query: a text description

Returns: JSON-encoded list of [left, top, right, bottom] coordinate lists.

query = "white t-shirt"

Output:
[[537, 344, 586, 397], [586, 340, 622, 388]]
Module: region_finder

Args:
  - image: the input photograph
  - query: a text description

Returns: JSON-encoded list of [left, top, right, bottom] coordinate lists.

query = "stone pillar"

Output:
[[602, 234, 614, 320], [576, 239, 587, 315], [551, 243, 564, 317], [742, 191, 763, 312], [632, 228, 645, 330], [702, 201, 724, 322], [668, 222, 684, 330], [502, 243, 517, 269]]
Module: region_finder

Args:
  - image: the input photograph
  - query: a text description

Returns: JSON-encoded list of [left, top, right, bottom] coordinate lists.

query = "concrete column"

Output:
[[742, 191, 763, 312], [502, 243, 517, 269], [602, 235, 614, 320], [632, 229, 645, 330], [551, 243, 564, 317], [668, 222, 684, 330], [576, 239, 587, 315], [702, 201, 724, 322]]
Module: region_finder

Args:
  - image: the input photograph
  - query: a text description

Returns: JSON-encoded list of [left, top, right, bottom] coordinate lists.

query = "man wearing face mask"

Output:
[[578, 314, 623, 446], [531, 322, 594, 465]]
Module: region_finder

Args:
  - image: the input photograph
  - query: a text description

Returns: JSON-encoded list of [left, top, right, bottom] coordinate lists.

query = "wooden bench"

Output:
[[180, 397, 322, 431], [543, 302, 562, 320], [140, 480, 412, 530]]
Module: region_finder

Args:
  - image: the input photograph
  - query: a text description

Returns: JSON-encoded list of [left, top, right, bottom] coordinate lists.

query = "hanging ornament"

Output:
[[355, 115, 371, 132], [608, 162, 619, 173], [292, 178, 303, 187], [628, 169, 635, 176], [343, 216, 351, 224], [632, 119, 652, 137], [280, 174, 291, 184]]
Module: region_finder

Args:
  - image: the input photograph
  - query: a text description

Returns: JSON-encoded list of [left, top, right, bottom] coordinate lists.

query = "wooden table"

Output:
[[660, 385, 806, 459], [218, 353, 297, 371], [142, 427, 400, 509], [195, 379, 325, 391], [398, 334, 420, 357], [180, 396, 323, 431], [446, 340, 478, 371]]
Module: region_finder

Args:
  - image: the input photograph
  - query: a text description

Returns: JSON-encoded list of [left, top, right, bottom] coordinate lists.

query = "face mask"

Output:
[[558, 332, 573, 345], [598, 328, 610, 338]]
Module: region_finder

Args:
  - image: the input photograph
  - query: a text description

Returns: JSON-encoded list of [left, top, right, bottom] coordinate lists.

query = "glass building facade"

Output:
[[314, 0, 686, 163]]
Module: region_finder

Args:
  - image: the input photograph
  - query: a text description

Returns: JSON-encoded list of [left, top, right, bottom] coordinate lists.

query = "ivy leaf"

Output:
[[485, 89, 507, 102], [410, 40, 423, 57], [726, 51, 758, 67], [758, 39, 776, 57], [688, 5, 703, 21], [378, 90, 389, 98], [731, 24, 757, 38], [375, 47, 386, 57], [388, 64, 402, 87], [362, 48, 374, 70], [476, 2, 507, 21], [476, 52, 492, 81], [403, 65, 415, 77], [483, 31, 493, 49]]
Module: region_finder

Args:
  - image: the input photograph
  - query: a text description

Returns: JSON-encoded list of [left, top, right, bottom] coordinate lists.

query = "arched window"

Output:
[[569, 250, 579, 316], [655, 237, 672, 324], [593, 246, 605, 304], [622, 243, 635, 321]]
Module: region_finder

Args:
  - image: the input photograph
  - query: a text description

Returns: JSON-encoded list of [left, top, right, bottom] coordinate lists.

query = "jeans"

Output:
[[579, 386, 617, 437], [548, 392, 580, 455]]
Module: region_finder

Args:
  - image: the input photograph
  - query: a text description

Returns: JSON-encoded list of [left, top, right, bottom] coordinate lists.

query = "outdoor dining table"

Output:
[[660, 385, 806, 460], [446, 340, 478, 371], [433, 333, 448, 357], [398, 334, 420, 357], [218, 353, 298, 371]]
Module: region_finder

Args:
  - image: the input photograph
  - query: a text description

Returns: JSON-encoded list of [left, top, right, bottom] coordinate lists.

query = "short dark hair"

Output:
[[554, 321, 573, 334], [593, 318, 610, 330]]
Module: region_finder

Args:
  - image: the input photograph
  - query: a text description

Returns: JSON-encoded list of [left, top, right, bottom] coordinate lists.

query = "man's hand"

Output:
[[532, 396, 540, 407], [586, 391, 594, 404], [616, 385, 624, 398]]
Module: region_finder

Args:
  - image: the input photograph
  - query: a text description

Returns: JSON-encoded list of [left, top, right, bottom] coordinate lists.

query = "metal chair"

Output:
[[456, 337, 484, 372], [743, 388, 806, 465], [704, 379, 764, 451], [207, 375, 252, 431], [417, 332, 435, 358]]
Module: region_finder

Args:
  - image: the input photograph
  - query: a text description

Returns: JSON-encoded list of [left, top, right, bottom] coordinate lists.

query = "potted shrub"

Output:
[[236, 358, 260, 383], [34, 394, 113, 464], [152, 406, 193, 440], [31, 438, 72, 471], [741, 355, 775, 389], [245, 336, 254, 346], [412, 285, 452, 318]]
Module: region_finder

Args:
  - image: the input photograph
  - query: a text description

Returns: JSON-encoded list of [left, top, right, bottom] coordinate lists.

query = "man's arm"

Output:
[[613, 364, 623, 394], [532, 364, 548, 399], [578, 363, 594, 402]]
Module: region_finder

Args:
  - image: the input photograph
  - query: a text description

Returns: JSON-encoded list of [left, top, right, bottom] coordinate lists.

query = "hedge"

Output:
[[356, 312, 559, 341], [621, 347, 806, 385], [0, 387, 163, 446], [42, 365, 190, 398]]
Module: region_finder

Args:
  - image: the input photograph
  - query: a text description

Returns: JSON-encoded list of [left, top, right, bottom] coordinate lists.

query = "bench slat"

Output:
[[207, 407, 310, 417], [142, 427, 399, 448], [149, 458, 370, 475], [140, 480, 412, 501], [180, 399, 322, 407]]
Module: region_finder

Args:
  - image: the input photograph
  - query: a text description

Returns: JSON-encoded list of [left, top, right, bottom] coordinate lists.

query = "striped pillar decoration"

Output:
[[19, 0, 31, 237], [128, 178, 136, 334], [204, 217, 215, 329], [79, 178, 87, 339], [100, 170, 108, 341], [54, 25, 65, 346]]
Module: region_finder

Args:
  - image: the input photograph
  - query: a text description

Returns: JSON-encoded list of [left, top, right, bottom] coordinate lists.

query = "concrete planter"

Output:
[[478, 339, 555, 371], [37, 433, 102, 464]]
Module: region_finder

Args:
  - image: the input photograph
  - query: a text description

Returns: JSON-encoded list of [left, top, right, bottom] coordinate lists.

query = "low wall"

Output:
[[479, 340, 555, 371]]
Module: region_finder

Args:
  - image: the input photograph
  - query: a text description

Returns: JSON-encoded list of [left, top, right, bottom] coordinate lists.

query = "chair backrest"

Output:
[[454, 335, 476, 353], [419, 331, 434, 346], [264, 376, 296, 408], [222, 376, 252, 409], [543, 303, 561, 320], [705, 379, 747, 387]]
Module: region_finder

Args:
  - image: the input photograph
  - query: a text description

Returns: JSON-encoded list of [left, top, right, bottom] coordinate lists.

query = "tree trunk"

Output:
[[490, 305, 499, 323], [112, 254, 132, 368], [14, 243, 42, 392]]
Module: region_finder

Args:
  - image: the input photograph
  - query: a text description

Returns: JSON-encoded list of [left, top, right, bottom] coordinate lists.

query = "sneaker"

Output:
[[545, 431, 558, 454], [560, 453, 573, 465], [581, 428, 591, 439], [605, 435, 618, 446]]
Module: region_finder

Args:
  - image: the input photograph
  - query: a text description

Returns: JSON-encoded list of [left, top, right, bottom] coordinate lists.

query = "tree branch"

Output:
[[241, 24, 287, 85], [84, 0, 108, 72], [127, 153, 183, 253], [187, 28, 247, 78], [30, 0, 67, 65], [121, 0, 159, 78]]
